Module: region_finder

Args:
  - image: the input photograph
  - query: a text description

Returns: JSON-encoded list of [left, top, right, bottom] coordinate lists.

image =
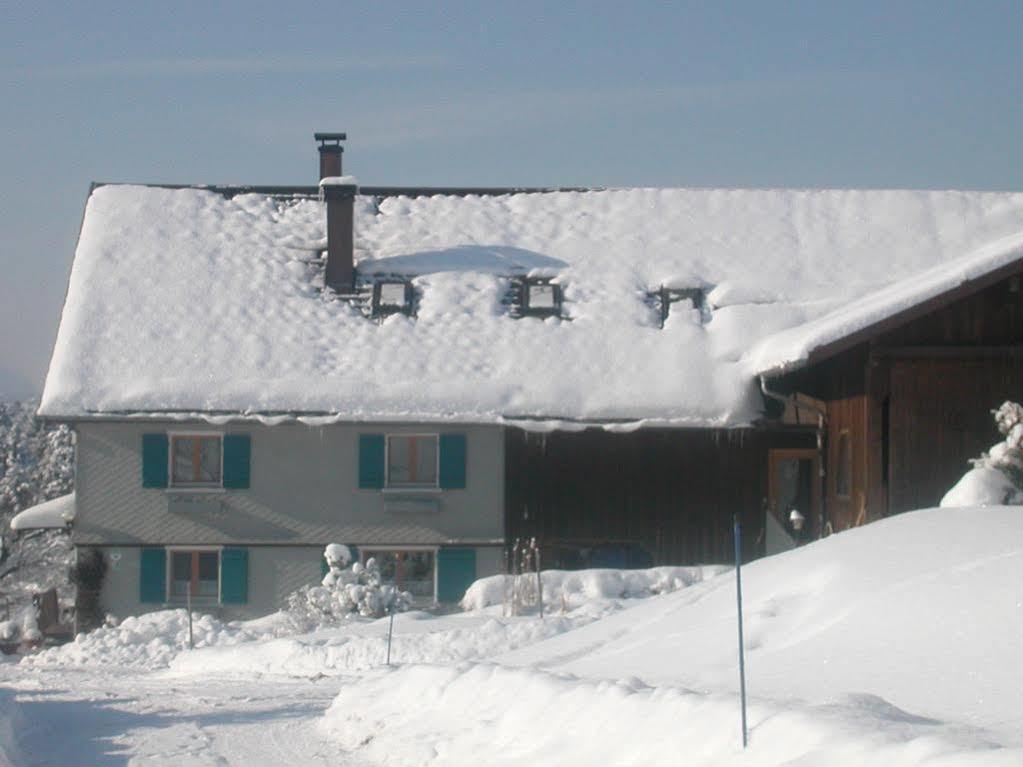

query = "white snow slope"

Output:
[[40, 185, 1023, 424], [3, 507, 1022, 765], [321, 507, 1023, 766]]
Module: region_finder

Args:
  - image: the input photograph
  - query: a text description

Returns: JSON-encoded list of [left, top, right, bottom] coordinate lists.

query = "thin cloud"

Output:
[[11, 53, 448, 80]]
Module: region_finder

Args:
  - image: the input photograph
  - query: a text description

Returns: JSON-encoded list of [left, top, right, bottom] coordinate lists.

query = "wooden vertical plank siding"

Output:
[[504, 428, 815, 565], [771, 272, 1023, 522]]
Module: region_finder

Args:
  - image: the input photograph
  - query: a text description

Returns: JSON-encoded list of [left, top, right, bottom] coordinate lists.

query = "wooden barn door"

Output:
[[888, 358, 1023, 513]]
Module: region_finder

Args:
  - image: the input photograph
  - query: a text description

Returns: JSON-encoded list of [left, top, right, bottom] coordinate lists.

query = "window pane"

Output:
[[413, 436, 437, 484], [528, 284, 555, 309], [379, 282, 406, 308], [172, 437, 194, 483], [198, 437, 221, 482], [170, 552, 191, 597], [388, 437, 411, 484], [364, 550, 435, 599], [197, 552, 219, 597]]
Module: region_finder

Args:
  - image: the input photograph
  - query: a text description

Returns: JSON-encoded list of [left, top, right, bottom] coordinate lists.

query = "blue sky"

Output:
[[2, 1, 1022, 397]]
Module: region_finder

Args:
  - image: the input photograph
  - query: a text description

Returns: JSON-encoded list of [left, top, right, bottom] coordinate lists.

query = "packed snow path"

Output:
[[0, 664, 351, 766]]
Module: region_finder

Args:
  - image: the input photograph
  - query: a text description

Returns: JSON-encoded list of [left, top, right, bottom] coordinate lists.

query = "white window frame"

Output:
[[167, 430, 225, 491], [385, 433, 440, 489], [360, 545, 439, 604], [165, 545, 223, 605]]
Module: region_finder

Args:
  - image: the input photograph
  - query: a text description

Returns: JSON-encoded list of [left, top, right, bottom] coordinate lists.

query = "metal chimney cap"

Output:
[[315, 132, 347, 145]]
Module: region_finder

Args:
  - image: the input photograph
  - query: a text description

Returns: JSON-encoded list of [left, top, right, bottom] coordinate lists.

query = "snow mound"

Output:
[[940, 466, 1019, 507], [20, 609, 273, 670], [168, 612, 586, 678], [461, 565, 728, 611], [320, 507, 1023, 762], [321, 663, 1021, 767]]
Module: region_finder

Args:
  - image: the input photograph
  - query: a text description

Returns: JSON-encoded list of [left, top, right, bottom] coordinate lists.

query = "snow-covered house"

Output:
[[38, 134, 1023, 621]]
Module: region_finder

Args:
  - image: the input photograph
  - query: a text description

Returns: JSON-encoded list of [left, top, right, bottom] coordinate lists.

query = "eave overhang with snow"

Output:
[[9, 493, 75, 531], [39, 184, 1023, 427]]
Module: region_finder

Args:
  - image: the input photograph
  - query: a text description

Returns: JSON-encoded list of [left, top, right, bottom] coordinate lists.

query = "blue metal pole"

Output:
[[734, 513, 749, 749]]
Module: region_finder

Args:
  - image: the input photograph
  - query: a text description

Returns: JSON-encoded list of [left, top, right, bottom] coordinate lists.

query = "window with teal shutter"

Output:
[[220, 548, 248, 604], [223, 435, 251, 489], [359, 434, 385, 488], [142, 434, 169, 488], [439, 434, 467, 489], [139, 548, 167, 603], [437, 547, 476, 602]]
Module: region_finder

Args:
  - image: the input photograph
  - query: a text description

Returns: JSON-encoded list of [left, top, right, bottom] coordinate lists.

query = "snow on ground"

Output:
[[3, 508, 1023, 765], [319, 507, 1023, 765], [460, 564, 726, 611], [0, 688, 22, 767]]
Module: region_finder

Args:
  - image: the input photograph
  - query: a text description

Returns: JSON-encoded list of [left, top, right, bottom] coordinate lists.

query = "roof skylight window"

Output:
[[512, 277, 563, 318], [653, 286, 709, 327], [372, 279, 414, 318]]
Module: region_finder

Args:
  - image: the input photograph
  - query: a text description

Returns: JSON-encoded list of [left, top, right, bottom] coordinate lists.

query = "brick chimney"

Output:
[[316, 133, 357, 292]]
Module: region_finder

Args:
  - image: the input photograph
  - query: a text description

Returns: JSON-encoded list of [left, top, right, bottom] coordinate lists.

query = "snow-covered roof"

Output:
[[39, 184, 1023, 426], [10, 493, 75, 531]]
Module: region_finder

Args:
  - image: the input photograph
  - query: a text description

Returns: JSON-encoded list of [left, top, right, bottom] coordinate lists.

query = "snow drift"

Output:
[[321, 507, 1023, 764], [461, 565, 727, 611]]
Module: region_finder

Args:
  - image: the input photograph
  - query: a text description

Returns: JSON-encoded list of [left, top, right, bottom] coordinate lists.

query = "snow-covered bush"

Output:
[[284, 544, 411, 630], [942, 401, 1023, 507]]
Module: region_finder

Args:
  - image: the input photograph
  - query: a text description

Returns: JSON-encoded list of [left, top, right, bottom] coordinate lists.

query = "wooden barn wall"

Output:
[[504, 427, 814, 566], [876, 277, 1023, 347], [872, 275, 1023, 513], [776, 273, 1023, 523], [773, 346, 871, 531]]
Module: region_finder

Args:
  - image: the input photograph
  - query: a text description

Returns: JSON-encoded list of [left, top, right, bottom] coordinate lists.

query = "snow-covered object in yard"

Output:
[[460, 565, 728, 611], [321, 507, 1023, 764], [286, 556, 411, 628], [9, 492, 74, 531], [942, 400, 1023, 507], [322, 543, 352, 569], [21, 609, 265, 669], [39, 185, 1023, 424]]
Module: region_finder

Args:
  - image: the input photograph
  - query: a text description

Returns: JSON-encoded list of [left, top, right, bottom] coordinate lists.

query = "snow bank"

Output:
[[461, 565, 728, 611], [168, 612, 585, 678], [320, 508, 1023, 762], [321, 663, 1021, 767], [940, 466, 1018, 507], [21, 609, 271, 670]]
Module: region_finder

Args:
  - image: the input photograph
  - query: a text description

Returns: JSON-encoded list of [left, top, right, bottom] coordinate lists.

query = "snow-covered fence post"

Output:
[[385, 599, 395, 666], [733, 513, 748, 749], [187, 582, 194, 650], [534, 538, 543, 620]]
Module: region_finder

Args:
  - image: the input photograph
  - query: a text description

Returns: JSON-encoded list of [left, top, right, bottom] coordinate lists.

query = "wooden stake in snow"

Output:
[[385, 600, 395, 666], [734, 514, 748, 748], [187, 583, 194, 650]]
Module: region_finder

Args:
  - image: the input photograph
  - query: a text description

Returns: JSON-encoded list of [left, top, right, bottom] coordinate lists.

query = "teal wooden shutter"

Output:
[[220, 548, 248, 604], [439, 434, 467, 489], [139, 548, 166, 603], [437, 547, 476, 602], [359, 435, 385, 489], [223, 435, 251, 489], [141, 434, 168, 488]]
